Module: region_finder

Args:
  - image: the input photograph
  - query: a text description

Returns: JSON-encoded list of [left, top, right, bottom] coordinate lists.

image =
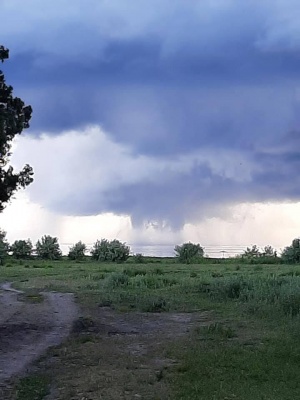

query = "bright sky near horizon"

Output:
[[1, 0, 300, 255]]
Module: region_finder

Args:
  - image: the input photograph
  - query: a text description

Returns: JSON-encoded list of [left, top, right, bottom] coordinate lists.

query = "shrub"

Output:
[[123, 268, 147, 277], [129, 274, 177, 289], [10, 239, 33, 259], [103, 272, 129, 288], [211, 271, 224, 278], [242, 245, 261, 258], [68, 241, 86, 261], [225, 280, 245, 299], [210, 276, 253, 300], [35, 235, 62, 260], [90, 239, 130, 262], [262, 245, 277, 257], [280, 293, 300, 317], [282, 238, 300, 263], [132, 253, 144, 263], [90, 239, 109, 261], [174, 242, 204, 264], [141, 297, 169, 312], [238, 245, 278, 264], [198, 322, 236, 339]]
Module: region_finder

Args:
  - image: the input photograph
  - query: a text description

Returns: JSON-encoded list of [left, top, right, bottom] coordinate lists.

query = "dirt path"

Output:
[[0, 283, 212, 399], [0, 283, 78, 384]]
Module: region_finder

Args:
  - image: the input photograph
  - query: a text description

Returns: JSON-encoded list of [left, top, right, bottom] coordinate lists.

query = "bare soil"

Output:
[[0, 284, 211, 399], [0, 283, 78, 397], [43, 305, 212, 400]]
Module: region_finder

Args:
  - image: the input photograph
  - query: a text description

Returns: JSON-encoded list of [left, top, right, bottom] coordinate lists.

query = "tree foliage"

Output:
[[262, 245, 276, 257], [68, 241, 86, 261], [242, 245, 260, 258], [90, 239, 130, 262], [0, 229, 9, 264], [35, 235, 62, 260], [132, 253, 145, 263], [174, 242, 204, 264], [242, 245, 277, 259], [240, 244, 278, 264], [282, 238, 300, 263], [10, 239, 33, 259], [0, 45, 33, 211]]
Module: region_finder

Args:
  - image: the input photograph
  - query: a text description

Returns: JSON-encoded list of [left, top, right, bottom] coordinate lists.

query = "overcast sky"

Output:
[[1, 0, 300, 255]]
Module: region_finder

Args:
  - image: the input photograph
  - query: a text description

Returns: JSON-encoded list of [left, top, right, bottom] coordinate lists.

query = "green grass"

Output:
[[171, 335, 300, 400], [3, 258, 300, 398], [15, 375, 50, 400], [196, 322, 236, 339]]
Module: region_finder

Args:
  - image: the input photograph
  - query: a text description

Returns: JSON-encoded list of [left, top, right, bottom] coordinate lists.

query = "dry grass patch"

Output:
[[42, 307, 211, 400]]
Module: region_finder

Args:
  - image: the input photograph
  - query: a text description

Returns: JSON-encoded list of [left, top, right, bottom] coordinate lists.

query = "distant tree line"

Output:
[[237, 242, 300, 264], [1, 230, 300, 265], [0, 231, 130, 264], [175, 241, 300, 264]]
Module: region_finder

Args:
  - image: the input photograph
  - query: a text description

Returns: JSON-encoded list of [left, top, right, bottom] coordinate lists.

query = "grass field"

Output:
[[2, 258, 300, 399]]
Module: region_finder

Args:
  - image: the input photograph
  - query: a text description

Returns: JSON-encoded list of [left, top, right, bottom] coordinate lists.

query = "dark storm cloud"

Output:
[[4, 1, 300, 152], [252, 132, 300, 202], [4, 0, 300, 224]]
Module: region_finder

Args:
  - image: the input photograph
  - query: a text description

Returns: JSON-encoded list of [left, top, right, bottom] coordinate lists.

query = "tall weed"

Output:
[[102, 272, 129, 288]]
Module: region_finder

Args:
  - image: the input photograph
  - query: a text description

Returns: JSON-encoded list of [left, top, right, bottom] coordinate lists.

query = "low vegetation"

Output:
[[2, 234, 300, 398], [2, 256, 300, 398]]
